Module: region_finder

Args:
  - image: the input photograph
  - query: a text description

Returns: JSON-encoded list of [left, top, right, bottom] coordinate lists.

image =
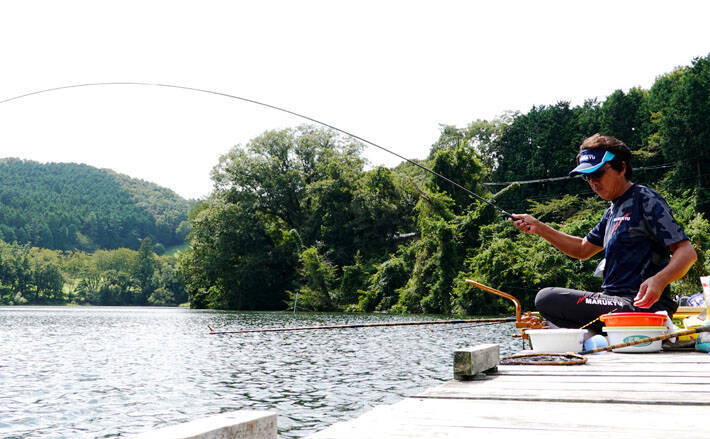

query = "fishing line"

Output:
[[483, 163, 677, 187], [0, 81, 517, 219]]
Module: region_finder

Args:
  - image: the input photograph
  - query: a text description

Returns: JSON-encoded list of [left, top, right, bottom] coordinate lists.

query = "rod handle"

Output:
[[579, 325, 710, 355]]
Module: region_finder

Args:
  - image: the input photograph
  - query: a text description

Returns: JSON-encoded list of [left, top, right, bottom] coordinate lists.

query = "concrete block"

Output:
[[128, 410, 277, 439], [454, 344, 499, 381]]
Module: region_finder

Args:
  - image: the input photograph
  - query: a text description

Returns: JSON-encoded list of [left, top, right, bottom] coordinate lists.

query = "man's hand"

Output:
[[510, 214, 541, 235], [634, 275, 666, 308], [634, 240, 697, 308], [509, 213, 602, 260]]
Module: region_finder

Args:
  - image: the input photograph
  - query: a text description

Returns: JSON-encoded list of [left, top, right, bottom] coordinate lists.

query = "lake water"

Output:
[[0, 307, 520, 438]]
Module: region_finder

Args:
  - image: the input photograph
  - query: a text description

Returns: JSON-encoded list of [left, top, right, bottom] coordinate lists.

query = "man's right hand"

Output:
[[510, 214, 602, 261], [510, 214, 541, 235]]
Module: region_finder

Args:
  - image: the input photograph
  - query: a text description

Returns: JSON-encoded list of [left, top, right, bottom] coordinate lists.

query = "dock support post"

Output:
[[454, 344, 499, 381]]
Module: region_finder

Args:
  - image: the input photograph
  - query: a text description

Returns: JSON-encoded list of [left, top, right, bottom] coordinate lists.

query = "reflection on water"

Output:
[[0, 307, 520, 438]]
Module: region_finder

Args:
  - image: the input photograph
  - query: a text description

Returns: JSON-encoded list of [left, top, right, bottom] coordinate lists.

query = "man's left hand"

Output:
[[634, 275, 665, 308]]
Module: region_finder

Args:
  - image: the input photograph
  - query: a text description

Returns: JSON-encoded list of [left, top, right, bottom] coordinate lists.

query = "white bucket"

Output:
[[603, 326, 667, 353], [526, 328, 587, 353]]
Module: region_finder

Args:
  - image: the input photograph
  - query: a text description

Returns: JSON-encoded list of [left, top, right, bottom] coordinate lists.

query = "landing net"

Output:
[[500, 352, 587, 366]]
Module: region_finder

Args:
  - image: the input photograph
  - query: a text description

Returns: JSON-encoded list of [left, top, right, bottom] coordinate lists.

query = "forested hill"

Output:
[[0, 158, 194, 251]]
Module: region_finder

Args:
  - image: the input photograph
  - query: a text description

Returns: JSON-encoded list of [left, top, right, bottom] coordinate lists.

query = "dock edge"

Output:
[[126, 410, 277, 439]]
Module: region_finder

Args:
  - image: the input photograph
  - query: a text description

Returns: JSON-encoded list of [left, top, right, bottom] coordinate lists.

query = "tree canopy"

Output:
[[180, 53, 710, 315], [0, 238, 187, 306], [181, 126, 417, 310]]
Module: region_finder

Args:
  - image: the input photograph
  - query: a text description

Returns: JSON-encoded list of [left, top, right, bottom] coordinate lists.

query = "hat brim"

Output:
[[568, 151, 615, 176]]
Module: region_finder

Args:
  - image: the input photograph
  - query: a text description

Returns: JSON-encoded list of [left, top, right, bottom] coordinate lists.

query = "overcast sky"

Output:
[[1, 1, 709, 199]]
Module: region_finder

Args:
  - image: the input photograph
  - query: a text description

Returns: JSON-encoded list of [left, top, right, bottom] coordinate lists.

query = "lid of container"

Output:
[[599, 312, 663, 321]]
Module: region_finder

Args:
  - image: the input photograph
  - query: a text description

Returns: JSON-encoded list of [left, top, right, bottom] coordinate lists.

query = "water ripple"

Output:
[[0, 306, 519, 438]]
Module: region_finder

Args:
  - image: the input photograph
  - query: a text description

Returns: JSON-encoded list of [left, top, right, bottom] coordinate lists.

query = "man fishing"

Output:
[[510, 133, 697, 332]]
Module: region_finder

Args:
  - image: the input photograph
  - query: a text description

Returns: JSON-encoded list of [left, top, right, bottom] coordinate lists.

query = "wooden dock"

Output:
[[308, 348, 710, 438]]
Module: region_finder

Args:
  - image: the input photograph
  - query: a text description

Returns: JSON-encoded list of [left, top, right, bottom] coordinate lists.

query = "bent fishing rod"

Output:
[[207, 316, 516, 335], [0, 81, 517, 219], [579, 325, 710, 355]]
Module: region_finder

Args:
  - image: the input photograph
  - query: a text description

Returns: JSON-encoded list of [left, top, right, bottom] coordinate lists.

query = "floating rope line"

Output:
[[428, 320, 510, 332], [208, 316, 516, 335]]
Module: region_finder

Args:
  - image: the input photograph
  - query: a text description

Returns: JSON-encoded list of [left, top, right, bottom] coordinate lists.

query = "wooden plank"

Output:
[[455, 373, 710, 385], [307, 398, 709, 439], [498, 370, 710, 378], [499, 366, 710, 375], [497, 353, 710, 374], [498, 366, 710, 375], [427, 378, 710, 394], [577, 352, 710, 363], [417, 390, 710, 405], [419, 380, 710, 404]]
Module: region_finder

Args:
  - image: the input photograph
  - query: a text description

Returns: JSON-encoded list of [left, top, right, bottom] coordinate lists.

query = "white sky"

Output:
[[1, 0, 709, 199]]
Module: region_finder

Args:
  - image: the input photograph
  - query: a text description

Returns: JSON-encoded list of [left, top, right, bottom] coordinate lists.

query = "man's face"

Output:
[[584, 163, 627, 200]]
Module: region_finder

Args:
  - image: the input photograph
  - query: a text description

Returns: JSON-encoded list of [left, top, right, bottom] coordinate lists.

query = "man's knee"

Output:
[[535, 287, 557, 312]]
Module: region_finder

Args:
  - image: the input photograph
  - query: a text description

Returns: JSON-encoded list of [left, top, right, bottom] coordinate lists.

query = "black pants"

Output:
[[534, 287, 676, 333]]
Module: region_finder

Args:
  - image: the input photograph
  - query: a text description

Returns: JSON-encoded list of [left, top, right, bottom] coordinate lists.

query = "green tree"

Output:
[[600, 88, 651, 151], [649, 55, 710, 214], [490, 102, 594, 213], [180, 198, 300, 310], [291, 247, 337, 311], [135, 238, 157, 305], [358, 256, 410, 312], [33, 262, 64, 303], [182, 126, 413, 310], [429, 146, 487, 214]]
